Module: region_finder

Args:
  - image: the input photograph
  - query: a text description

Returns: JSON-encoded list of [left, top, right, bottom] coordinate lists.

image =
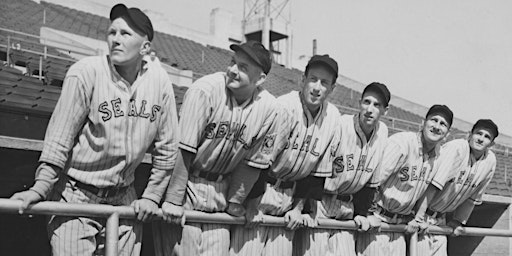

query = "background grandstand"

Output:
[[0, 0, 511, 255]]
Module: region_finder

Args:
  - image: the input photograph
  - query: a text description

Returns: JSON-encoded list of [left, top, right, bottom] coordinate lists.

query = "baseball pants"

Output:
[[417, 215, 447, 256], [154, 176, 230, 256], [294, 194, 355, 256], [47, 176, 141, 256], [356, 212, 408, 256], [230, 183, 295, 256]]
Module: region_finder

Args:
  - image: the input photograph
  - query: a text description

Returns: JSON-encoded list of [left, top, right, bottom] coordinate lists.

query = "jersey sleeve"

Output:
[[430, 142, 463, 190], [142, 78, 180, 203], [375, 136, 407, 186], [34, 74, 91, 197], [178, 86, 211, 153], [469, 158, 496, 205], [244, 105, 291, 169], [366, 126, 389, 188]]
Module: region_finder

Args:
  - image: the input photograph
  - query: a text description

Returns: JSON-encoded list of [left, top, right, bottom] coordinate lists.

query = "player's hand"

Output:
[[226, 202, 246, 217], [354, 215, 370, 231], [302, 213, 319, 228], [10, 190, 43, 214], [406, 219, 422, 234], [366, 214, 382, 232], [131, 198, 158, 222], [245, 206, 264, 228], [447, 220, 464, 236], [284, 209, 303, 230], [161, 202, 185, 226]]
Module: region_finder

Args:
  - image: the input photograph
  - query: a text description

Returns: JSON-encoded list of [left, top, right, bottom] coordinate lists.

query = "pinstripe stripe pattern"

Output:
[[47, 175, 142, 256], [40, 55, 178, 190], [270, 91, 342, 180], [324, 114, 388, 195], [376, 132, 440, 215], [416, 215, 448, 256], [297, 114, 387, 256], [356, 231, 406, 256], [429, 139, 496, 213], [178, 72, 286, 175], [231, 91, 342, 256]]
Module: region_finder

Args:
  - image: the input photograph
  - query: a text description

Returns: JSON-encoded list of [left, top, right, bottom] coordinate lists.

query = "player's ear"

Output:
[[255, 72, 267, 87], [382, 105, 389, 116], [139, 40, 151, 55]]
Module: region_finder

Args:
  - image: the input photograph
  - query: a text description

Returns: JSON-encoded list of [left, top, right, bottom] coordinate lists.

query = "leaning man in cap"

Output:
[[413, 119, 499, 256], [294, 82, 391, 256], [356, 104, 453, 256], [229, 55, 342, 256], [153, 41, 290, 256], [10, 3, 179, 255]]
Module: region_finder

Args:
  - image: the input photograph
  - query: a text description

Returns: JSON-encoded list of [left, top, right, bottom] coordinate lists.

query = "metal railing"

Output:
[[0, 198, 510, 256]]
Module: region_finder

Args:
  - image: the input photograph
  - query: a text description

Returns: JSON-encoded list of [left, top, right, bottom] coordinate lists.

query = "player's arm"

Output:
[[227, 106, 291, 215], [286, 175, 325, 229], [11, 73, 91, 213], [134, 81, 180, 222]]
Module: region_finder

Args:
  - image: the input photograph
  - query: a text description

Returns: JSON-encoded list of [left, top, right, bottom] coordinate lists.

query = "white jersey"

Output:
[[377, 132, 440, 215], [35, 55, 179, 203], [429, 139, 496, 212], [324, 114, 388, 194], [270, 91, 341, 181]]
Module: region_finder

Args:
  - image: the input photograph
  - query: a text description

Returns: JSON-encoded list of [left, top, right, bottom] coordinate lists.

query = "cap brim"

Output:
[[230, 44, 264, 71]]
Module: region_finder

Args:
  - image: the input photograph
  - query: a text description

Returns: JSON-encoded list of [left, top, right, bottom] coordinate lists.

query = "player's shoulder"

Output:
[[443, 138, 468, 149], [188, 72, 225, 95], [485, 149, 497, 164], [67, 55, 104, 76], [388, 131, 416, 146], [324, 101, 341, 117]]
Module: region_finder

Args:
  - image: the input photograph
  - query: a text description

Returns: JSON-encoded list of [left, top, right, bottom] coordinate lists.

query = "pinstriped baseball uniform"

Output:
[[154, 72, 289, 256], [357, 132, 440, 256], [295, 114, 388, 256], [230, 90, 342, 256], [417, 139, 496, 256], [31, 55, 179, 256]]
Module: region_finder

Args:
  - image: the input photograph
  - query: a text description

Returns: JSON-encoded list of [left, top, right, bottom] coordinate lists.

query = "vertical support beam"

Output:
[[105, 212, 119, 256], [262, 0, 271, 49], [409, 232, 418, 256], [509, 204, 512, 256]]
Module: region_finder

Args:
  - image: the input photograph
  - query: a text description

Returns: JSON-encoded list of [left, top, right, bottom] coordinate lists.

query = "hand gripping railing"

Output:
[[0, 199, 511, 256]]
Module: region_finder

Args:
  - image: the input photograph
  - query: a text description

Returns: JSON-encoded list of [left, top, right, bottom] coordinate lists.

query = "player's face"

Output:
[[107, 18, 148, 67], [359, 91, 388, 128], [301, 66, 335, 114], [225, 51, 265, 93], [422, 114, 450, 144], [468, 128, 494, 154]]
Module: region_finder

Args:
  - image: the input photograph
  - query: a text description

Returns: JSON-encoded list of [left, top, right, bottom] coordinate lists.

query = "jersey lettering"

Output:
[[111, 98, 123, 118], [203, 121, 249, 147], [98, 101, 112, 121], [399, 167, 410, 181], [346, 154, 354, 171], [98, 98, 161, 122]]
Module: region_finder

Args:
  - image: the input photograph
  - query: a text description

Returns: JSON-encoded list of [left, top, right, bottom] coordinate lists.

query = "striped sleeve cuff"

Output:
[[179, 142, 198, 154]]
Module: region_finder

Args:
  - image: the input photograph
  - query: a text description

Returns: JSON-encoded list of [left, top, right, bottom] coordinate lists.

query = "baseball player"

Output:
[[414, 119, 498, 256], [294, 82, 391, 256], [10, 4, 179, 256], [356, 104, 453, 256], [152, 41, 291, 256], [229, 54, 342, 256]]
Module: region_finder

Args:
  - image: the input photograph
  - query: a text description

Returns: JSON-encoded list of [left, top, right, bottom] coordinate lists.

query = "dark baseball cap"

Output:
[[110, 4, 154, 41], [230, 41, 272, 74], [362, 82, 391, 107], [472, 119, 499, 139], [426, 104, 453, 127], [306, 54, 339, 82]]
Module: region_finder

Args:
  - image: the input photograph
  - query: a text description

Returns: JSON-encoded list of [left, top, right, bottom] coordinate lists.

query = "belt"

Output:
[[426, 208, 444, 218], [376, 205, 413, 221], [193, 170, 225, 182], [70, 177, 128, 198], [264, 172, 294, 189], [326, 193, 353, 203]]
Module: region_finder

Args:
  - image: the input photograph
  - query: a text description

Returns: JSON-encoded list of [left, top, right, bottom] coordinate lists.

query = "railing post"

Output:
[[409, 232, 418, 256], [38, 56, 43, 80], [105, 212, 119, 256]]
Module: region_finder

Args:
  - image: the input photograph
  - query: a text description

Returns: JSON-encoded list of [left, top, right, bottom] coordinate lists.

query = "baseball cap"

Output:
[[110, 4, 154, 41], [306, 54, 339, 82], [362, 82, 391, 107], [425, 104, 453, 127], [472, 119, 499, 139], [230, 41, 272, 74]]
